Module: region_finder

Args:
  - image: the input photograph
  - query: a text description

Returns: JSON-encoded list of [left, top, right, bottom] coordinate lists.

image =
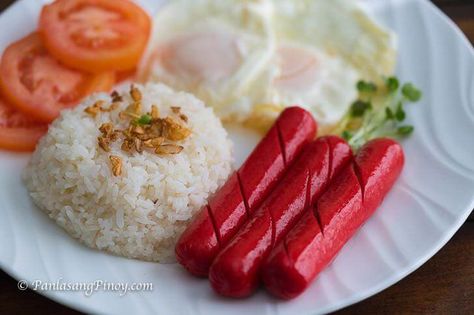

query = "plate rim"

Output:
[[0, 0, 473, 314]]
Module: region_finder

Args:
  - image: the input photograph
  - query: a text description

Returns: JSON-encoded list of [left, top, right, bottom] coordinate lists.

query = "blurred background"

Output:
[[0, 0, 472, 314]]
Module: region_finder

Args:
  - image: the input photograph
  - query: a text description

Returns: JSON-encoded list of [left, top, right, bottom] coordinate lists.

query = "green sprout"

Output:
[[351, 100, 372, 117], [335, 77, 422, 150], [136, 114, 152, 125], [357, 80, 377, 93], [402, 83, 422, 102], [386, 77, 400, 93]]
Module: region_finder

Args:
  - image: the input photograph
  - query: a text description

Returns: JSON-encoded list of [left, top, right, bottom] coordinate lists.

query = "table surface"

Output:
[[0, 0, 473, 314]]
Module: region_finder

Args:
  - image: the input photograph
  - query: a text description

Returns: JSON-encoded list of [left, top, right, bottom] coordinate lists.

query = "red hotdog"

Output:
[[262, 138, 404, 299], [209, 136, 353, 297], [175, 107, 317, 276]]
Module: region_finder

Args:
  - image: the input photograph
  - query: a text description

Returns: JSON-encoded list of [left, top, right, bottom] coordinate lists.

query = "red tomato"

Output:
[[0, 95, 47, 152], [115, 68, 136, 83], [0, 33, 115, 123], [39, 0, 151, 73]]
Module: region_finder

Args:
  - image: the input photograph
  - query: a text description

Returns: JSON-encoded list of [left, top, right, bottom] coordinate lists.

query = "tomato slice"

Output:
[[115, 68, 136, 84], [39, 0, 151, 73], [0, 95, 47, 152], [0, 33, 115, 123]]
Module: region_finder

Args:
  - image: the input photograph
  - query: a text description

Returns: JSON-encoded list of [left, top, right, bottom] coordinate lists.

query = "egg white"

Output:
[[139, 0, 397, 133], [139, 0, 277, 121], [273, 0, 397, 82]]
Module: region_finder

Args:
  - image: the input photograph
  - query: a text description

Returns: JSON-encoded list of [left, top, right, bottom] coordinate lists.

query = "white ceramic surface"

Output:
[[0, 0, 473, 314]]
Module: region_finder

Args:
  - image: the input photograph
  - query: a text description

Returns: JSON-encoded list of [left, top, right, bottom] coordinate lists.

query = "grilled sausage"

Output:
[[262, 138, 404, 299]]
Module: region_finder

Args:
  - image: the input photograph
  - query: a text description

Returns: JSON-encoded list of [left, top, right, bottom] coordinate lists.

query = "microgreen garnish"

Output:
[[351, 100, 372, 117], [385, 107, 395, 120], [335, 77, 422, 150], [136, 114, 152, 125], [395, 102, 406, 121], [402, 83, 422, 102], [357, 80, 377, 93], [342, 130, 353, 141], [386, 77, 400, 93], [397, 125, 414, 136]]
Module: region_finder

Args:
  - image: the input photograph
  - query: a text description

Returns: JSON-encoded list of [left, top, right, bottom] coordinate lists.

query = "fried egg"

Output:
[[139, 0, 276, 119], [139, 0, 396, 134]]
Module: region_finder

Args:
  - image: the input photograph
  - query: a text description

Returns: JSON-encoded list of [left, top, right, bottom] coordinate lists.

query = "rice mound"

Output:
[[23, 83, 233, 262]]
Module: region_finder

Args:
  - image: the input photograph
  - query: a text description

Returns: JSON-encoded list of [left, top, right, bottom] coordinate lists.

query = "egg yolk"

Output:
[[274, 45, 320, 92], [159, 31, 242, 83]]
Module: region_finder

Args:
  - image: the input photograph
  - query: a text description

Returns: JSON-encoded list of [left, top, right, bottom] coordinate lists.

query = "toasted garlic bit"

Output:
[[121, 140, 133, 152], [98, 136, 110, 152], [179, 114, 188, 123], [85, 99, 120, 117], [132, 101, 142, 114], [151, 105, 159, 119], [110, 130, 121, 142], [120, 102, 142, 120], [171, 106, 181, 114], [132, 125, 145, 135], [151, 137, 165, 147], [143, 137, 163, 148], [130, 85, 142, 102], [143, 140, 153, 148], [99, 123, 113, 136], [134, 138, 143, 153], [85, 106, 99, 117], [111, 90, 123, 103], [84, 100, 104, 117], [149, 120, 163, 137], [163, 117, 191, 141], [98, 123, 121, 152], [119, 111, 140, 120], [94, 85, 192, 159], [109, 155, 122, 176], [155, 144, 183, 155]]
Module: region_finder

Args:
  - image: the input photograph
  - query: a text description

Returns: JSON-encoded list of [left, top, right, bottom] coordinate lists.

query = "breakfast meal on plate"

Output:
[[0, 0, 424, 302], [139, 0, 396, 134]]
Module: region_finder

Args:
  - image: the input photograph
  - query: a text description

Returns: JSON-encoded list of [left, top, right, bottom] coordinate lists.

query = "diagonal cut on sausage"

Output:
[[262, 138, 404, 299], [209, 136, 352, 297], [175, 107, 317, 276]]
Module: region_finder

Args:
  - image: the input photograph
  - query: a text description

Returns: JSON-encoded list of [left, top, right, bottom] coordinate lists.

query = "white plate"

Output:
[[0, 0, 473, 314]]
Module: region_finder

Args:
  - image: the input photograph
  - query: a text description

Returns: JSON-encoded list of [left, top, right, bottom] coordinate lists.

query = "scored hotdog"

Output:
[[209, 136, 353, 297], [175, 107, 317, 276], [262, 138, 404, 299]]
